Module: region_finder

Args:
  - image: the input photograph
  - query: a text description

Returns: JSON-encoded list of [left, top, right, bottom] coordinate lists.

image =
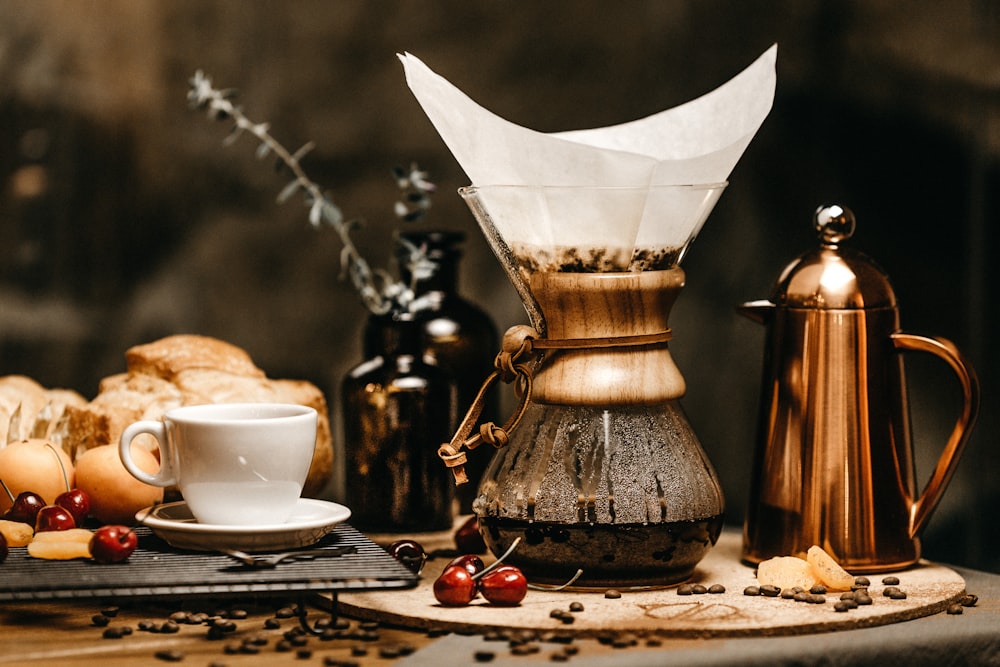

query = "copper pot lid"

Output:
[[770, 204, 897, 310]]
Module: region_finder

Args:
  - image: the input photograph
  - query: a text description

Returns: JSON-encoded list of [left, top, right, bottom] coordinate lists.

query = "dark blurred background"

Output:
[[1, 1, 997, 571]]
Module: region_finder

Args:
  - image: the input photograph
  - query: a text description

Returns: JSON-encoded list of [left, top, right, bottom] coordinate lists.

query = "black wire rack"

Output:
[[0, 523, 417, 602]]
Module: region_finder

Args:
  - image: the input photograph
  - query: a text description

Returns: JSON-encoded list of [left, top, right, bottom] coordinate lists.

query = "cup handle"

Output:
[[891, 333, 980, 537], [119, 420, 176, 488]]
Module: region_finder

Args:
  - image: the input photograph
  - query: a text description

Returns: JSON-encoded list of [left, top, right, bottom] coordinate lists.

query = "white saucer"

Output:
[[138, 499, 352, 552]]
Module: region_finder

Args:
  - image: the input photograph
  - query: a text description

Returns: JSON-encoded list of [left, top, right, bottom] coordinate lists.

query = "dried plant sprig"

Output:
[[187, 70, 436, 315]]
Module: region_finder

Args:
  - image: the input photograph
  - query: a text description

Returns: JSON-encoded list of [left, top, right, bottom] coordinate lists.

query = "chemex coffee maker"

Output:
[[740, 204, 979, 572]]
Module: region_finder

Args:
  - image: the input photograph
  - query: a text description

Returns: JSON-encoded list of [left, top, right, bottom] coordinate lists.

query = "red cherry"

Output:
[[90, 525, 138, 564], [4, 491, 47, 525], [479, 565, 528, 606], [433, 565, 478, 606], [454, 515, 487, 554], [55, 488, 91, 527], [387, 539, 427, 574], [34, 504, 76, 532], [446, 554, 485, 577]]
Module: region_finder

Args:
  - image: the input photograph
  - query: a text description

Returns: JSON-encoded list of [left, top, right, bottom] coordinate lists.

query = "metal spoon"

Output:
[[222, 546, 357, 568]]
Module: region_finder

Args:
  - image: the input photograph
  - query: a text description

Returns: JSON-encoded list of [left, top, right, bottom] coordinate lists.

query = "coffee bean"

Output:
[[154, 649, 185, 662], [882, 576, 900, 586], [264, 618, 281, 629], [275, 607, 296, 618], [855, 593, 873, 605], [760, 584, 781, 597], [169, 611, 190, 623], [743, 585, 760, 596], [569, 601, 585, 612], [677, 584, 694, 595], [551, 653, 569, 662], [883, 586, 907, 599], [959, 594, 979, 607], [810, 585, 827, 595], [780, 589, 795, 599], [296, 648, 313, 659], [91, 614, 111, 627], [101, 606, 120, 618], [708, 584, 726, 594], [806, 594, 826, 604], [840, 592, 856, 600], [378, 646, 400, 659], [275, 640, 293, 652], [474, 651, 495, 662], [834, 601, 852, 612], [604, 589, 622, 599], [692, 584, 708, 594], [947, 604, 964, 615], [793, 591, 809, 602]]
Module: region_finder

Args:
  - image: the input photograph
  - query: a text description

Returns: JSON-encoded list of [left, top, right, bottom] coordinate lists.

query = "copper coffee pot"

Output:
[[740, 204, 979, 572]]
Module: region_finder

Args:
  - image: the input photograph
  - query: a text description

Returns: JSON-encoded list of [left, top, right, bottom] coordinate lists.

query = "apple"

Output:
[[90, 525, 138, 563], [0, 439, 75, 515], [55, 488, 91, 527], [35, 504, 76, 532], [75, 444, 163, 525]]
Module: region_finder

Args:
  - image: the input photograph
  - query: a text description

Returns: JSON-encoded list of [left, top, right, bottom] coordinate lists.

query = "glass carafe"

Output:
[[452, 184, 727, 588]]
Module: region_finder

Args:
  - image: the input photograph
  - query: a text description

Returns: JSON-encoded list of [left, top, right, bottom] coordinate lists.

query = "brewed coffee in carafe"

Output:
[[449, 185, 727, 588]]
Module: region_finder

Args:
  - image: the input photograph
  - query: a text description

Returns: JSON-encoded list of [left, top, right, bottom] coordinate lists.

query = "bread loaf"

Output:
[[0, 375, 86, 445], [65, 334, 334, 497]]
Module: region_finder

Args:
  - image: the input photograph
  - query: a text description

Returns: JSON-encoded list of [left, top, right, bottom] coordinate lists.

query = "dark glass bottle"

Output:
[[342, 312, 456, 532], [375, 230, 500, 512]]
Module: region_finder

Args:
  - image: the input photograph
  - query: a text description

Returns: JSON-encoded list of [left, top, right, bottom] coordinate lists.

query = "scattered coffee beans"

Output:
[[947, 604, 964, 615], [708, 584, 726, 594], [154, 649, 185, 662], [604, 589, 622, 599], [959, 594, 979, 607], [743, 585, 760, 596], [882, 576, 900, 586]]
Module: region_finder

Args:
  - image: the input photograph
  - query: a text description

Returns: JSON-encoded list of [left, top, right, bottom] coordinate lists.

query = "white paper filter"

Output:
[[400, 46, 777, 270]]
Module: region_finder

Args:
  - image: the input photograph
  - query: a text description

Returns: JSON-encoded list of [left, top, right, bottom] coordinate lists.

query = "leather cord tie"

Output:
[[437, 324, 672, 485]]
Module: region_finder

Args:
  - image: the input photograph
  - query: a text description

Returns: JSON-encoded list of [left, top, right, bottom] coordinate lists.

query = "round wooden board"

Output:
[[338, 527, 967, 638]]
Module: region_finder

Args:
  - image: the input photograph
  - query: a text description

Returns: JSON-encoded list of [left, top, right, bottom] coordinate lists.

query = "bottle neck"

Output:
[[401, 256, 459, 297], [366, 313, 425, 359]]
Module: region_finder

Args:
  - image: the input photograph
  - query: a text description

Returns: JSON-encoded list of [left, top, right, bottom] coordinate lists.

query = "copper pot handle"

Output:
[[891, 333, 980, 538]]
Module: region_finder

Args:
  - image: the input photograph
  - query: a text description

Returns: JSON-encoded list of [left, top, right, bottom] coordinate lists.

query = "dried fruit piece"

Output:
[[31, 527, 93, 544], [27, 539, 91, 560], [806, 545, 854, 591], [0, 519, 34, 547], [756, 555, 821, 591]]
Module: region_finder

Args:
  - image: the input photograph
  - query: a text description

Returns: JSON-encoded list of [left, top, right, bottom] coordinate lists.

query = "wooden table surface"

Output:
[[3, 524, 998, 667]]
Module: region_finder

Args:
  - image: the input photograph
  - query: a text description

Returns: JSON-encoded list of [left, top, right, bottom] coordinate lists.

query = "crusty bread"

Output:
[[64, 334, 334, 497], [0, 375, 86, 445]]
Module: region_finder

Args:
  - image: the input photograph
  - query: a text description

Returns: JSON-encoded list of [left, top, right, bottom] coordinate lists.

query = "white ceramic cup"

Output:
[[119, 403, 318, 526]]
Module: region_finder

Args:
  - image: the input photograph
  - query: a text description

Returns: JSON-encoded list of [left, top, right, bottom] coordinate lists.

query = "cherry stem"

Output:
[[0, 478, 13, 503], [472, 537, 522, 581], [527, 569, 584, 591], [45, 442, 71, 492]]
